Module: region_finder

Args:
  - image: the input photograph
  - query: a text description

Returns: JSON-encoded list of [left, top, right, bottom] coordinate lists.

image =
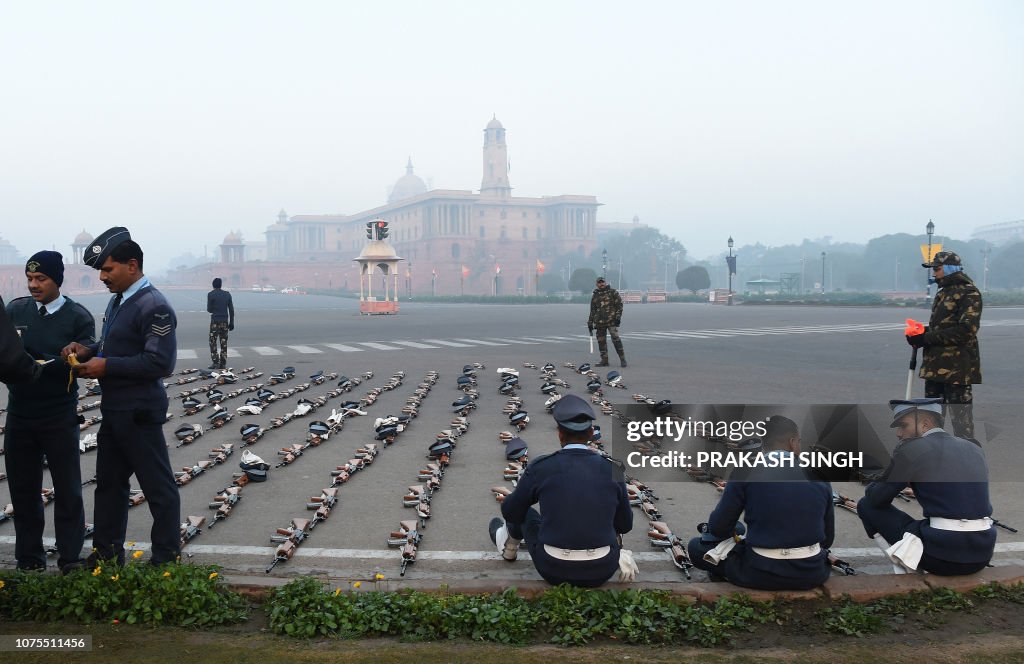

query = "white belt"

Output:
[[929, 517, 993, 532], [543, 544, 612, 561], [751, 543, 821, 560]]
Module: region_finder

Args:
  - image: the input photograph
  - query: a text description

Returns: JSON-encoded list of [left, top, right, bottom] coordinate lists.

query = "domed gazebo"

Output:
[[354, 235, 404, 315], [71, 230, 94, 265], [220, 231, 245, 264]]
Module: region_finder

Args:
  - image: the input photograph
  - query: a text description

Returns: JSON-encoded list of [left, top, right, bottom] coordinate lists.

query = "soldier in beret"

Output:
[[906, 251, 982, 440], [5, 251, 95, 572], [61, 227, 181, 566]]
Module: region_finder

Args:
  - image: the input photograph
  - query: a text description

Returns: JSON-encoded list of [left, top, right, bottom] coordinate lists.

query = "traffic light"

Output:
[[365, 222, 374, 240], [376, 220, 389, 241]]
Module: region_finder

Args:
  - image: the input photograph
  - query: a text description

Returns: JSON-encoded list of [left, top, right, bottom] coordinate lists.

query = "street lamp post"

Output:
[[926, 220, 935, 297], [602, 249, 608, 278], [727, 236, 734, 305], [981, 248, 991, 292], [820, 252, 826, 294]]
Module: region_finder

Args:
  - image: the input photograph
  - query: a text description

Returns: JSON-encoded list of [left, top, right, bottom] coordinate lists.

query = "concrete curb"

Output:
[[223, 564, 1024, 604]]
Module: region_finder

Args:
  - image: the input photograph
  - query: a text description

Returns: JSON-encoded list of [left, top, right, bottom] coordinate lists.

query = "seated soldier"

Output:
[[489, 394, 633, 587], [687, 415, 834, 590], [858, 398, 995, 575]]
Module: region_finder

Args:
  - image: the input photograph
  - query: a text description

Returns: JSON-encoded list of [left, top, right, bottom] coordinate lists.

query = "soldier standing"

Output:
[[587, 277, 626, 367], [906, 251, 981, 440], [62, 227, 181, 566], [5, 251, 95, 572], [206, 277, 234, 369]]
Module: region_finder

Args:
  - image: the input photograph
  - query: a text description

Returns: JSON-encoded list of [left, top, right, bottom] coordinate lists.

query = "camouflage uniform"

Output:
[[209, 322, 229, 369], [588, 282, 625, 366], [915, 256, 982, 440]]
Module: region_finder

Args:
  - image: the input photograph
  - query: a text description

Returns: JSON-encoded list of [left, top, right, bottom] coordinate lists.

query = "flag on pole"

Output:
[[536, 259, 545, 274], [432, 267, 437, 277], [495, 264, 501, 275], [461, 265, 470, 278]]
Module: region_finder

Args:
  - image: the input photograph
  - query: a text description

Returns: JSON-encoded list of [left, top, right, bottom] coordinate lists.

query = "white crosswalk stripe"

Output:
[[323, 343, 364, 352], [171, 319, 1022, 359], [390, 341, 441, 349]]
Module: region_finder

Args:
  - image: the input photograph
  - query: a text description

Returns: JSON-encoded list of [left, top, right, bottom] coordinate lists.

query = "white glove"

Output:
[[292, 403, 312, 417], [236, 405, 263, 415], [79, 433, 97, 453], [617, 549, 639, 582]]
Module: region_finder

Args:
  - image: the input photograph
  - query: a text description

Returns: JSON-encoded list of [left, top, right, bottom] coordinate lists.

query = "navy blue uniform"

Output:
[[688, 459, 835, 590], [501, 447, 632, 587], [0, 295, 38, 384], [88, 282, 181, 564], [5, 295, 95, 570], [858, 429, 994, 575]]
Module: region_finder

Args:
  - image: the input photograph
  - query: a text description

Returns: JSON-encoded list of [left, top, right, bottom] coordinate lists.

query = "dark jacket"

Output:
[[0, 295, 38, 385], [207, 288, 234, 325], [919, 271, 981, 384], [502, 448, 632, 550], [862, 430, 995, 564], [88, 285, 177, 412], [6, 296, 95, 418], [588, 286, 623, 328]]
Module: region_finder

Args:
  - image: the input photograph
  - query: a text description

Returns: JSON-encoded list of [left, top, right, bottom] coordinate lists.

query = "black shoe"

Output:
[[596, 360, 610, 367], [488, 517, 503, 545], [619, 359, 627, 367], [60, 560, 86, 575], [16, 561, 46, 573]]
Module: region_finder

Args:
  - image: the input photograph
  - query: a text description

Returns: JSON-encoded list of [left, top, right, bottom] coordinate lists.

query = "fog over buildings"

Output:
[[0, 1, 1021, 272]]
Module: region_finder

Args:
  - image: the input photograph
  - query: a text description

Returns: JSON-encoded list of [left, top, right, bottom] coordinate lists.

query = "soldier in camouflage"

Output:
[[905, 251, 981, 440], [588, 277, 626, 367]]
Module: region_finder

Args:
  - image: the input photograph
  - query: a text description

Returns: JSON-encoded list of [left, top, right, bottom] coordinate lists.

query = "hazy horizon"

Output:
[[1, 1, 1021, 270]]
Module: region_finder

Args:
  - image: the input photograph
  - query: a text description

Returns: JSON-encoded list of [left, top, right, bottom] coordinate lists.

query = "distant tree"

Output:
[[568, 268, 598, 293], [676, 266, 710, 293], [537, 273, 566, 294]]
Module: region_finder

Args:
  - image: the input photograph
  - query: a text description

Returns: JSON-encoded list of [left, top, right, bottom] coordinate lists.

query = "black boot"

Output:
[[619, 355, 627, 367], [596, 356, 610, 367]]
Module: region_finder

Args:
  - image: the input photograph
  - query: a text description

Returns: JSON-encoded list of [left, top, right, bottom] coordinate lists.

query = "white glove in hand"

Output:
[[617, 548, 639, 582]]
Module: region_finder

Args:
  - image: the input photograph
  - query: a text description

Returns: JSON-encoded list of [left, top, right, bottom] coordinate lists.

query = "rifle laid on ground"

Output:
[[266, 517, 312, 573]]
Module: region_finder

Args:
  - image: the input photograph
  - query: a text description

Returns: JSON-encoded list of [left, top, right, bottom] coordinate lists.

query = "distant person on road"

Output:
[[906, 251, 981, 440], [206, 277, 234, 370], [588, 277, 626, 367], [5, 251, 95, 573], [858, 398, 995, 576], [62, 226, 181, 567], [687, 415, 835, 590], [488, 394, 634, 587]]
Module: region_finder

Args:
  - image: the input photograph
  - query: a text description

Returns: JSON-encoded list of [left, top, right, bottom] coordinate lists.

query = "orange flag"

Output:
[[536, 259, 545, 274], [461, 265, 470, 278]]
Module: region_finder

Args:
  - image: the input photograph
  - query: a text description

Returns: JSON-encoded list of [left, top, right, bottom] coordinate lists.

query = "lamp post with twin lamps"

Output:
[[926, 220, 935, 297], [727, 236, 735, 305]]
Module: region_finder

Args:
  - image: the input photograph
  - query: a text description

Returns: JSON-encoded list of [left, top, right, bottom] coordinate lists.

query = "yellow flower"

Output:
[[110, 574, 119, 581], [352, 581, 361, 588], [334, 588, 342, 596], [132, 550, 144, 560], [92, 567, 102, 577], [208, 572, 218, 580], [0, 579, 5, 590], [162, 571, 171, 578], [375, 573, 385, 581]]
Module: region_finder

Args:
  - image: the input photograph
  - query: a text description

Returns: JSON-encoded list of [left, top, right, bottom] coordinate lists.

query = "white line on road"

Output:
[[422, 339, 474, 347], [323, 343, 364, 352], [452, 338, 508, 346], [286, 345, 323, 354], [390, 341, 441, 349], [491, 338, 541, 344], [358, 342, 403, 351], [178, 349, 197, 359], [251, 346, 283, 355], [227, 348, 241, 357]]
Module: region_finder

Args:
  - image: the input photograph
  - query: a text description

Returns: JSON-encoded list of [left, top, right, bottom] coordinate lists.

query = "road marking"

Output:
[[453, 338, 508, 346], [178, 349, 197, 359], [390, 341, 441, 349], [422, 339, 474, 347], [358, 342, 403, 351], [324, 343, 364, 352], [491, 338, 541, 344], [227, 349, 242, 357], [286, 345, 322, 354], [251, 346, 283, 355]]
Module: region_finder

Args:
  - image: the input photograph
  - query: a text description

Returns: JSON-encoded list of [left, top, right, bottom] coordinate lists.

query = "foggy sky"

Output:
[[1, 1, 1021, 271]]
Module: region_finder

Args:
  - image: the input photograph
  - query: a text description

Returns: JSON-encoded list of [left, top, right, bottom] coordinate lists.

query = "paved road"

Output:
[[2, 293, 1022, 582]]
